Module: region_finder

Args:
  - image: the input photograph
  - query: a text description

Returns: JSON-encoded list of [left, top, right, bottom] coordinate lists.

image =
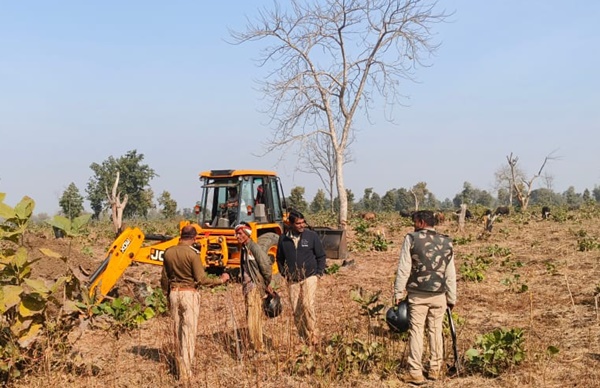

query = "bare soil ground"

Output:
[[13, 212, 600, 387]]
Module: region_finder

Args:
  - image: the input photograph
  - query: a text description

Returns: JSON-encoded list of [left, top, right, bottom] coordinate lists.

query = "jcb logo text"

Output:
[[150, 249, 165, 262], [120, 239, 131, 253]]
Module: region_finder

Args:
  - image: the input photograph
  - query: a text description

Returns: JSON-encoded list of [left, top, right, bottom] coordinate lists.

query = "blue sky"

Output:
[[1, 1, 599, 214]]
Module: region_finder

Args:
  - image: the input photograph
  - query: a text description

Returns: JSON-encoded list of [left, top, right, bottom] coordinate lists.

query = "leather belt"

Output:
[[170, 287, 197, 291]]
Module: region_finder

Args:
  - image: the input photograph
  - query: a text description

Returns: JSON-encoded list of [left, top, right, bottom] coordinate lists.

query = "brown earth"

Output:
[[12, 212, 600, 387]]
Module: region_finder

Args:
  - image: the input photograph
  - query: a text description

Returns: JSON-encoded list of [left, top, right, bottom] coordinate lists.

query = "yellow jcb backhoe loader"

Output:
[[87, 169, 347, 301]]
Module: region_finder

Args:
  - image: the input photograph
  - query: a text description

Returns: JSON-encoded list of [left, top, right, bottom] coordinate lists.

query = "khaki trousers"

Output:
[[407, 292, 447, 376], [288, 275, 318, 343], [245, 287, 264, 351], [169, 290, 201, 379]]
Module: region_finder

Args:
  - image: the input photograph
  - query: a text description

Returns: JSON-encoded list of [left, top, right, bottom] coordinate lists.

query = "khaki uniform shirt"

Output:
[[160, 242, 222, 293]]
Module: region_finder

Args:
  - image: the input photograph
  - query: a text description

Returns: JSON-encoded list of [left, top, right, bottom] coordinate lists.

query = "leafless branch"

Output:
[[230, 0, 449, 226]]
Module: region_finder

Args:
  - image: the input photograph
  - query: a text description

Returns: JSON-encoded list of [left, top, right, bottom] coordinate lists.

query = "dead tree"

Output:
[[410, 189, 420, 211], [106, 171, 128, 236], [231, 0, 449, 229], [458, 204, 467, 233], [507, 151, 558, 210]]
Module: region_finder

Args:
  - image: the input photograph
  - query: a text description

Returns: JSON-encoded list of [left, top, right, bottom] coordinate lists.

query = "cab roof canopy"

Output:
[[199, 169, 277, 178]]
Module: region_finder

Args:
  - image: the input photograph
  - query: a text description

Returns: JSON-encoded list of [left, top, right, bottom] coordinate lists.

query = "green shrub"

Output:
[[500, 273, 528, 293], [0, 194, 78, 382], [465, 328, 525, 376], [573, 229, 600, 251], [325, 263, 341, 275], [350, 287, 385, 319], [372, 233, 390, 251], [453, 235, 473, 246], [459, 254, 490, 282], [290, 334, 384, 378], [92, 295, 157, 335], [483, 244, 512, 258]]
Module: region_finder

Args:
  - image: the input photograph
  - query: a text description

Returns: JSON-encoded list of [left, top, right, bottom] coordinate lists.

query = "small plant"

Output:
[[483, 244, 512, 258], [45, 214, 91, 238], [544, 260, 558, 275], [289, 334, 384, 378], [465, 327, 526, 377], [501, 273, 529, 293], [459, 254, 490, 282], [372, 232, 389, 252], [81, 246, 95, 257], [350, 287, 385, 319], [443, 310, 464, 336], [453, 235, 473, 245], [325, 263, 341, 275], [498, 228, 510, 238], [92, 290, 162, 337], [500, 257, 523, 271], [353, 219, 370, 234], [144, 287, 167, 316], [340, 338, 384, 374], [573, 229, 600, 251]]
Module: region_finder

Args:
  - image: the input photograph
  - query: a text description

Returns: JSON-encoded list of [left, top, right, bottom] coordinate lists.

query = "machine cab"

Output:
[[196, 169, 286, 229]]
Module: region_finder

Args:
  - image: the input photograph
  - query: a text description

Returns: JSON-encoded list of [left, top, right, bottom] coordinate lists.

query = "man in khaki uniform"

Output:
[[394, 210, 457, 384], [161, 225, 229, 381]]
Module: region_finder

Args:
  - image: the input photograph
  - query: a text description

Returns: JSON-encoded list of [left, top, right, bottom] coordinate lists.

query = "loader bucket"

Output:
[[313, 227, 348, 260]]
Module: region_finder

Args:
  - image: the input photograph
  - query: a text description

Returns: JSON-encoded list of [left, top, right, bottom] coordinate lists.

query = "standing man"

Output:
[[276, 210, 326, 346], [394, 210, 457, 384], [234, 222, 274, 353], [161, 225, 229, 381]]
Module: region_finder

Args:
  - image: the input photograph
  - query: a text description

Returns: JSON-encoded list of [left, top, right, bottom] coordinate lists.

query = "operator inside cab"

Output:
[[220, 187, 239, 225]]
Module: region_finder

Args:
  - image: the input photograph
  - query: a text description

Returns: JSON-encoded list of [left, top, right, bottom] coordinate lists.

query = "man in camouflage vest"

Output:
[[394, 210, 457, 384]]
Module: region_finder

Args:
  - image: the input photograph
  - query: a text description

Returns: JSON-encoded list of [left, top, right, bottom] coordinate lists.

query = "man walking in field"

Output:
[[394, 210, 457, 384], [161, 225, 229, 381], [234, 222, 274, 353], [276, 210, 326, 346]]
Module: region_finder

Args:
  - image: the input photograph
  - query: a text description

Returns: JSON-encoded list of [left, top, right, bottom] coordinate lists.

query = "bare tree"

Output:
[[409, 182, 429, 211], [231, 0, 448, 228], [298, 132, 354, 212], [494, 164, 525, 206], [506, 151, 559, 210], [106, 171, 128, 236]]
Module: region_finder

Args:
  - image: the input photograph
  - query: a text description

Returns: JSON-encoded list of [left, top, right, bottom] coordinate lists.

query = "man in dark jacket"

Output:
[[235, 222, 273, 353], [276, 210, 326, 346]]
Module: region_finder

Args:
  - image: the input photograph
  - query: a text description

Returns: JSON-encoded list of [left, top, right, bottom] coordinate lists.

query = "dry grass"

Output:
[[12, 211, 600, 387]]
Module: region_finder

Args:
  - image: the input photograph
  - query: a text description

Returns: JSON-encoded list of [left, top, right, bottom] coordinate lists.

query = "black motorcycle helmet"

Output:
[[386, 299, 410, 333], [263, 291, 283, 318]]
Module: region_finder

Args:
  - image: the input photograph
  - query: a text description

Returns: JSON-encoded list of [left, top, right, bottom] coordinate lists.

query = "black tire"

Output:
[[257, 232, 280, 262], [257, 232, 281, 278]]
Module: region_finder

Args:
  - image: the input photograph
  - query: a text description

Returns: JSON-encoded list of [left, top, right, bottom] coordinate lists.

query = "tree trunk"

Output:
[[106, 171, 128, 237], [458, 204, 467, 233], [336, 159, 347, 229]]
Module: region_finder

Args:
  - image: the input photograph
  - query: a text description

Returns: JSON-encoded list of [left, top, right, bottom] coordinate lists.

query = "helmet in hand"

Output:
[[263, 291, 283, 318], [386, 299, 410, 333]]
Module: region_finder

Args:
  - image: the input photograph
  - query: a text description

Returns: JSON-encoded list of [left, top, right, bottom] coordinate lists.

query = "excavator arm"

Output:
[[87, 227, 179, 301], [87, 225, 240, 302]]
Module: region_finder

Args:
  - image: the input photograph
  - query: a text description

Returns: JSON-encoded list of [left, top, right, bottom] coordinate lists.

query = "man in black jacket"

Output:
[[276, 210, 326, 346]]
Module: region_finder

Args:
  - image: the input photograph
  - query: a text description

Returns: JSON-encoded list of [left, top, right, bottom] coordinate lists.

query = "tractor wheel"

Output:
[[257, 232, 281, 276]]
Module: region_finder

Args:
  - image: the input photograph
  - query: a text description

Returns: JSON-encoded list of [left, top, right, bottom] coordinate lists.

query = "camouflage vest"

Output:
[[406, 229, 453, 293]]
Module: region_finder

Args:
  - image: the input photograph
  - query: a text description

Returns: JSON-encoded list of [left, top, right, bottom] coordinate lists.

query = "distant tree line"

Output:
[[55, 149, 600, 221], [287, 181, 600, 215]]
